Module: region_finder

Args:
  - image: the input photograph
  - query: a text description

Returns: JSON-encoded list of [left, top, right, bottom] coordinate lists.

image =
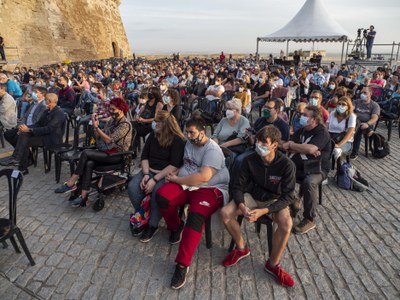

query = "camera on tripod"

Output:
[[357, 28, 368, 38]]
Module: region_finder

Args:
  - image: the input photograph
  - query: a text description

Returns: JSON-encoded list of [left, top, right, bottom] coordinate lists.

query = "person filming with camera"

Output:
[[365, 25, 376, 59]]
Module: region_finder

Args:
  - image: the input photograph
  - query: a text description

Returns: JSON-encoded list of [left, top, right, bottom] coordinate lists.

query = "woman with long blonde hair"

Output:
[[327, 96, 357, 160], [127, 110, 186, 242]]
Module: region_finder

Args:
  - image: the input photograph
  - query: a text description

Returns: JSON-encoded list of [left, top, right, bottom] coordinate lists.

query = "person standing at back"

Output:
[[366, 25, 376, 59], [0, 35, 5, 61]]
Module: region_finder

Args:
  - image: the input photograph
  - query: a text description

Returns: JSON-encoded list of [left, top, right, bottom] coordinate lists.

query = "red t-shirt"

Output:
[[320, 106, 329, 124]]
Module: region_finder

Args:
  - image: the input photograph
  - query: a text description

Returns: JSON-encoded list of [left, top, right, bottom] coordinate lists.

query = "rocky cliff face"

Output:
[[0, 0, 131, 66]]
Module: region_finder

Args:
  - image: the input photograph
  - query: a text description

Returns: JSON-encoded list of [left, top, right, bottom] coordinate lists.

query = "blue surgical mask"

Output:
[[163, 95, 169, 104], [151, 121, 159, 132], [360, 93, 368, 101], [309, 98, 318, 106], [299, 115, 309, 127], [31, 92, 38, 102], [35, 83, 41, 87], [258, 78, 263, 83], [336, 105, 347, 114], [255, 143, 270, 157]]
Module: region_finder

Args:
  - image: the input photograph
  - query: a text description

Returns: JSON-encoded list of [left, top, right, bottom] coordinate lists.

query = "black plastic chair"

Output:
[[53, 117, 92, 183], [31, 113, 68, 172], [228, 214, 273, 255], [0, 169, 35, 266]]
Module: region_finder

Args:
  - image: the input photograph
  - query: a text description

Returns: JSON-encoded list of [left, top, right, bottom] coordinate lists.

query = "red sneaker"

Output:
[[222, 247, 250, 267], [264, 260, 295, 287]]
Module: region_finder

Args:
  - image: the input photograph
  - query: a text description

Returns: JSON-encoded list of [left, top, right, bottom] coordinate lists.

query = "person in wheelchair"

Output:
[[128, 110, 186, 242], [54, 98, 132, 208]]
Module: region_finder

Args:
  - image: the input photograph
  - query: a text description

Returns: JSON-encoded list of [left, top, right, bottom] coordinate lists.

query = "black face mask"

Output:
[[188, 133, 203, 146], [110, 111, 120, 119]]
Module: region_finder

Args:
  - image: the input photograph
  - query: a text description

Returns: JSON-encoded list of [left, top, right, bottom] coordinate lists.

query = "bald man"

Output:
[[0, 93, 65, 174]]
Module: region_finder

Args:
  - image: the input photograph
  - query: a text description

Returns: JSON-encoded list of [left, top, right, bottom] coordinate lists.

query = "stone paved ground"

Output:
[[0, 125, 399, 300]]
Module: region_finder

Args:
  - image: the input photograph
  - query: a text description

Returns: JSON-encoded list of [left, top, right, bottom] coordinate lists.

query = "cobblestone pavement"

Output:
[[0, 126, 399, 300]]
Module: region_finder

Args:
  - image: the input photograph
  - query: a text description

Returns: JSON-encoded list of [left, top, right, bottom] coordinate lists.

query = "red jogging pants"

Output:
[[156, 183, 223, 267]]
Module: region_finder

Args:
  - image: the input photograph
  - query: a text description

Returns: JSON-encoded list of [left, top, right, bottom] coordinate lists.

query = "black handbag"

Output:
[[226, 131, 246, 154], [329, 117, 349, 144]]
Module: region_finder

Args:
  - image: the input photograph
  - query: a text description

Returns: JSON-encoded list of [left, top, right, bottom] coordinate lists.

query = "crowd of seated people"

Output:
[[1, 55, 399, 290]]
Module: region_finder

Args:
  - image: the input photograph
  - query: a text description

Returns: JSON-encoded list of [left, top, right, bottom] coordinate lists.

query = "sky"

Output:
[[120, 0, 400, 56]]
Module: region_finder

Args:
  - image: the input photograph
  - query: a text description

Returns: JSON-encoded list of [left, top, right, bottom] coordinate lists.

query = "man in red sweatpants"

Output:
[[156, 116, 229, 289]]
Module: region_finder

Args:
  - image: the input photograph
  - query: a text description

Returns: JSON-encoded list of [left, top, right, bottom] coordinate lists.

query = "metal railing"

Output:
[[0, 46, 20, 64]]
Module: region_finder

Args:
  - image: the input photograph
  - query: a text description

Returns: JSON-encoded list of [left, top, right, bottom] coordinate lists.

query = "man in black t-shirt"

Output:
[[282, 106, 331, 235], [252, 73, 271, 109]]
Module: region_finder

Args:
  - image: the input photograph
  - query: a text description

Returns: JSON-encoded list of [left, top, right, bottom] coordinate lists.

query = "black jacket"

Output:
[[30, 106, 66, 147], [231, 151, 296, 213]]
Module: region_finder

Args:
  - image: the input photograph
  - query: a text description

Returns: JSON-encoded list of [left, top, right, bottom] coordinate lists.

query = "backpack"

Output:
[[337, 162, 371, 192], [129, 195, 151, 232], [369, 133, 390, 158], [337, 163, 352, 190]]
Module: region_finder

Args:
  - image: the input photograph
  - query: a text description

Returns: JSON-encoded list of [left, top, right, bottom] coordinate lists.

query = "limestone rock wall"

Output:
[[0, 0, 131, 66]]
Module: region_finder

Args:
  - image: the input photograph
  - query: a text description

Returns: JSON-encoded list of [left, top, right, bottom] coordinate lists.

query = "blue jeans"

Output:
[[252, 99, 267, 109], [351, 126, 372, 156], [127, 170, 165, 227], [231, 148, 255, 179], [366, 41, 373, 59]]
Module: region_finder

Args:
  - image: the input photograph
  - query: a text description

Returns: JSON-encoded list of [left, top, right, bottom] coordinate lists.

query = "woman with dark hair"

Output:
[[132, 87, 163, 153], [128, 110, 186, 242], [162, 88, 182, 122], [54, 98, 132, 207]]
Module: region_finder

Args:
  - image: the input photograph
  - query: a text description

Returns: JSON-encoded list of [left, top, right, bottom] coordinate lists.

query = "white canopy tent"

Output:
[[256, 0, 350, 63]]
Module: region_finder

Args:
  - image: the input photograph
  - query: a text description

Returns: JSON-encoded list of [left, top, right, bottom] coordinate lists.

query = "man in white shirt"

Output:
[[0, 83, 17, 131], [204, 76, 225, 113]]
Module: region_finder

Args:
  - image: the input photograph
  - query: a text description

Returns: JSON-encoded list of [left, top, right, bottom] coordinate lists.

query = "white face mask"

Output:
[[238, 87, 244, 92], [225, 109, 235, 119], [91, 87, 98, 93]]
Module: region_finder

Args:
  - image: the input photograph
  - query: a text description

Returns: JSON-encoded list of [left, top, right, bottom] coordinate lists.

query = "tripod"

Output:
[[350, 33, 366, 60]]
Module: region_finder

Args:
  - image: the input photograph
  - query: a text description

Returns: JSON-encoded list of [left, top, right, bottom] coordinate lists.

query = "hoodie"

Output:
[[231, 151, 296, 213]]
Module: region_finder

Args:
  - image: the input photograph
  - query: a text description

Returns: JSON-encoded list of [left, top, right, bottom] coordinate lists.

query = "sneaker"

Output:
[[70, 196, 88, 208], [169, 220, 185, 245], [170, 264, 189, 290], [350, 154, 358, 160], [293, 218, 316, 235], [264, 260, 295, 287], [55, 182, 77, 193], [140, 226, 159, 243], [130, 225, 145, 237], [222, 247, 250, 267]]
